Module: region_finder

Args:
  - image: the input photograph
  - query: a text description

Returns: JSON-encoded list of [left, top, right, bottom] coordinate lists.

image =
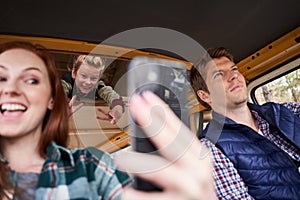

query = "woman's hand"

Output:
[[114, 91, 216, 200]]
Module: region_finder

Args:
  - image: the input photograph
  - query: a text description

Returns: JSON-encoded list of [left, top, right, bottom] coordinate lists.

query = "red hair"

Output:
[[0, 41, 69, 199]]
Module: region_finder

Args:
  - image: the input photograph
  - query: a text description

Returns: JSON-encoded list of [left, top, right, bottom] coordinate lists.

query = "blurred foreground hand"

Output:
[[114, 91, 216, 200]]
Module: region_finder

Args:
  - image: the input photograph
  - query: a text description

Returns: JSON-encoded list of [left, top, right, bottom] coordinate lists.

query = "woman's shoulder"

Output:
[[70, 146, 113, 163], [48, 143, 114, 167]]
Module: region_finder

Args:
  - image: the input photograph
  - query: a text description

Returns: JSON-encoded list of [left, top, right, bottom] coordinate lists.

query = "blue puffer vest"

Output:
[[202, 102, 300, 200]]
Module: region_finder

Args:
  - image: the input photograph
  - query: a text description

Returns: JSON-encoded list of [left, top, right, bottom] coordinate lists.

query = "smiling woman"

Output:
[[0, 49, 53, 134], [0, 41, 131, 200]]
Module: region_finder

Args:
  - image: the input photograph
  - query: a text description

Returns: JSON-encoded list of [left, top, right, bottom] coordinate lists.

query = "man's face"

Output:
[[72, 63, 101, 94], [198, 56, 248, 113]]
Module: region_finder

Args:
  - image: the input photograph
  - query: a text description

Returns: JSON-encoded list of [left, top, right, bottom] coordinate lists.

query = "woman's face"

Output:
[[72, 63, 101, 94], [0, 48, 53, 139]]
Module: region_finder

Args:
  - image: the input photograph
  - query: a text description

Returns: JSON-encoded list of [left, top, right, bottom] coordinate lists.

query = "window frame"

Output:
[[247, 56, 300, 104]]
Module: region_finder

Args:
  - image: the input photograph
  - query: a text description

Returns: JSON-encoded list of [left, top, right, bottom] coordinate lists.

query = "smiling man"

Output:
[[190, 47, 300, 200]]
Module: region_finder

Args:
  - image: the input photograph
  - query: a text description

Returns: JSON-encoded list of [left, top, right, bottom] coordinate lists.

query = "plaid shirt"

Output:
[[201, 102, 300, 200], [6, 142, 131, 200]]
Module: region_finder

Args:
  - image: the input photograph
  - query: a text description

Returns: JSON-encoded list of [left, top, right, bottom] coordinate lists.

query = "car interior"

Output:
[[0, 1, 299, 154]]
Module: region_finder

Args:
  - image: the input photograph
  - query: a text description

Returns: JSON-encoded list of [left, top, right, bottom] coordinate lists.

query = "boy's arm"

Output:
[[97, 80, 125, 111]]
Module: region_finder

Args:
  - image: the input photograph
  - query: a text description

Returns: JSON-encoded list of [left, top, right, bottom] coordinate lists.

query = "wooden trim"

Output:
[[96, 131, 130, 153], [237, 26, 300, 83], [0, 34, 192, 67]]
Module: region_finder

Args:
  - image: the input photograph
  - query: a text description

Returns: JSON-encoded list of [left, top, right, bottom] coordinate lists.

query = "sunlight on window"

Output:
[[255, 67, 300, 104]]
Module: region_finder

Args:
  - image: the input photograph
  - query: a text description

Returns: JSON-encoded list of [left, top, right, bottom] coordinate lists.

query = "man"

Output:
[[190, 47, 300, 199]]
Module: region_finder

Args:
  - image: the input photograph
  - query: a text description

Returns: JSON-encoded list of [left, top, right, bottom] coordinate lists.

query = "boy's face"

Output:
[[198, 56, 248, 113], [72, 63, 101, 94]]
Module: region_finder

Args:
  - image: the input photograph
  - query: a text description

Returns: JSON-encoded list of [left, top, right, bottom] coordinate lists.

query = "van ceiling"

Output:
[[0, 0, 299, 62]]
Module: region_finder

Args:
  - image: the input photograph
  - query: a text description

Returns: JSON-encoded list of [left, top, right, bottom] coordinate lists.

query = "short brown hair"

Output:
[[190, 47, 235, 109], [72, 54, 105, 75]]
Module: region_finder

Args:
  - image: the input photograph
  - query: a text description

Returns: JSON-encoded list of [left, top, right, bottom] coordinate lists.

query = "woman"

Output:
[[0, 41, 131, 199]]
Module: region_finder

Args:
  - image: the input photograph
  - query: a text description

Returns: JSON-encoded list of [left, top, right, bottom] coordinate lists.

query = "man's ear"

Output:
[[48, 98, 54, 110], [197, 90, 211, 105]]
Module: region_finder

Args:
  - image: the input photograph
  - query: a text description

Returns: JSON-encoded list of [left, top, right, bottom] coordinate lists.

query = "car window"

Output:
[[249, 57, 300, 104]]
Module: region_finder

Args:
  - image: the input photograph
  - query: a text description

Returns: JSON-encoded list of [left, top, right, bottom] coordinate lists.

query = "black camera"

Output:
[[127, 56, 190, 191]]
